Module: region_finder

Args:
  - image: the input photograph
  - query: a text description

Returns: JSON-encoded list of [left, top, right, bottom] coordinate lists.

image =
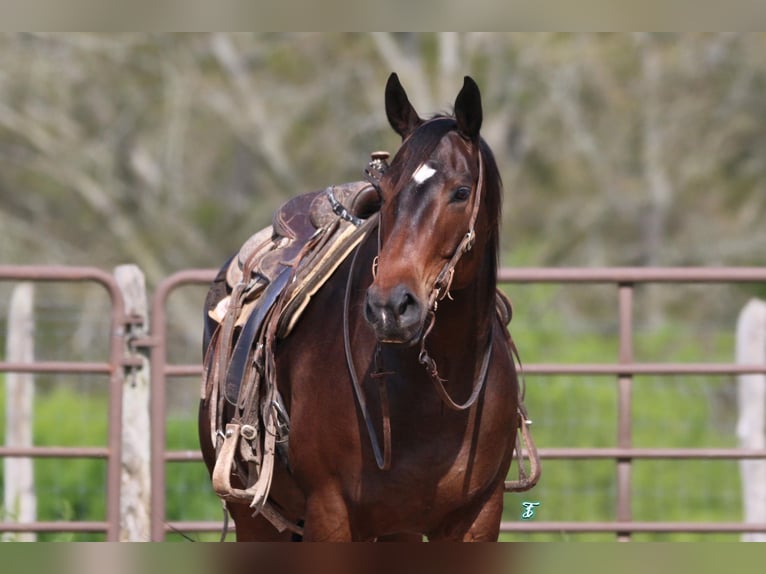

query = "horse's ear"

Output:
[[385, 73, 422, 140], [454, 76, 483, 141]]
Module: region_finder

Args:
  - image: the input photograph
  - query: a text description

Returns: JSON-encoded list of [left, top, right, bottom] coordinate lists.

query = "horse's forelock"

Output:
[[387, 116, 455, 190]]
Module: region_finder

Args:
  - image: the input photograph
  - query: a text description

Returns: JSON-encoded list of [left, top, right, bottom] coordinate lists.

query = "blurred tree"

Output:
[[0, 33, 765, 338]]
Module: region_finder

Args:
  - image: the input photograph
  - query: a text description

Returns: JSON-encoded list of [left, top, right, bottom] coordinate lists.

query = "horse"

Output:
[[199, 73, 530, 541]]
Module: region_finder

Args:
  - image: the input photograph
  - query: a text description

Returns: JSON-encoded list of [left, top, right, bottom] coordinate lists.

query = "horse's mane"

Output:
[[386, 115, 503, 278]]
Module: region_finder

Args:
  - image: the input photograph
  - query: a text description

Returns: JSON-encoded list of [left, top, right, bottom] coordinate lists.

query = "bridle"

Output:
[[416, 139, 489, 411], [426, 140, 484, 309], [346, 133, 492, 470]]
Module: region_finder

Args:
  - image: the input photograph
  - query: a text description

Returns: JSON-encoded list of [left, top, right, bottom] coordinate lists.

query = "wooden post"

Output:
[[736, 298, 766, 542], [3, 282, 37, 541], [114, 265, 151, 542]]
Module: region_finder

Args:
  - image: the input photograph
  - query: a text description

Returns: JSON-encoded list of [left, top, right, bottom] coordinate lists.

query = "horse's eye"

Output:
[[451, 186, 471, 203]]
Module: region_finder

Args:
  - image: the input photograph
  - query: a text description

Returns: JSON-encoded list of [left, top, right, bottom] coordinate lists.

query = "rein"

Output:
[[343, 216, 392, 471]]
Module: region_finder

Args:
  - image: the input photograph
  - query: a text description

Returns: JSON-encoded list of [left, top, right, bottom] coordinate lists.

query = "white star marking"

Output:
[[412, 163, 437, 185]]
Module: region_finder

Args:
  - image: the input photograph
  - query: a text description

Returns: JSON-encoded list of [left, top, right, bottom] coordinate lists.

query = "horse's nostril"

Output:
[[392, 286, 420, 321], [365, 284, 421, 337], [398, 292, 414, 316], [365, 297, 376, 323]]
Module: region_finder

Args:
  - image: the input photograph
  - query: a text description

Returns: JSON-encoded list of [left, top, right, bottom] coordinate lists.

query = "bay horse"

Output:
[[199, 73, 525, 541]]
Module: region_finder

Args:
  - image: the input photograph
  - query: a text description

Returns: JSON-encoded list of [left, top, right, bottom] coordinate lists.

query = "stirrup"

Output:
[[211, 423, 304, 536]]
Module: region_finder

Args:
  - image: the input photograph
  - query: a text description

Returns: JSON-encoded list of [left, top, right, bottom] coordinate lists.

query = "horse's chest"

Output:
[[351, 417, 510, 529]]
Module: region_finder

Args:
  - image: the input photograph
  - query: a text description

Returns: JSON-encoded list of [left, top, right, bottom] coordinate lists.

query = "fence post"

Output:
[[114, 265, 151, 542], [3, 282, 37, 541], [736, 297, 766, 542]]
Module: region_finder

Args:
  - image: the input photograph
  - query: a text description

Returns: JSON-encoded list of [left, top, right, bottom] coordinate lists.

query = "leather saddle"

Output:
[[205, 181, 380, 408], [213, 181, 380, 316]]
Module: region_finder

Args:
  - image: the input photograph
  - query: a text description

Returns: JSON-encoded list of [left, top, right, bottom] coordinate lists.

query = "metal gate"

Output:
[[0, 265, 127, 541]]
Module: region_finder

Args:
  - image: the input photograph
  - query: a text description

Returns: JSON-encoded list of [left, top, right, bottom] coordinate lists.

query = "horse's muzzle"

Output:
[[364, 283, 424, 345]]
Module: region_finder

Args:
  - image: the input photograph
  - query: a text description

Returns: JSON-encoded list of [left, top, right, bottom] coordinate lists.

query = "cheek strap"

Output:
[[428, 146, 484, 311]]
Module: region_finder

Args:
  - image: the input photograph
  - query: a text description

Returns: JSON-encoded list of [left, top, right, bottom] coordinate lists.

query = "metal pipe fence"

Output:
[[3, 265, 766, 540]]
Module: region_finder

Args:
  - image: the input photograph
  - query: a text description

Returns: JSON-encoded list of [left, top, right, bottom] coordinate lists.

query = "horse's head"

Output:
[[364, 73, 501, 345]]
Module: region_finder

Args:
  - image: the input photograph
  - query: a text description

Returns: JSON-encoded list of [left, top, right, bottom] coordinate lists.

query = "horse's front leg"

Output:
[[302, 487, 354, 541], [459, 482, 505, 542], [429, 481, 505, 542]]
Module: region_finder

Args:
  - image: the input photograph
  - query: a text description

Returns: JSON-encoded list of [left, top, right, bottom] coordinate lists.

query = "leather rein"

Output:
[[344, 141, 492, 470]]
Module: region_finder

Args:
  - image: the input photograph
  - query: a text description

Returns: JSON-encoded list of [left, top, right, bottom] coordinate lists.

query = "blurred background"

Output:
[[1, 33, 766, 540], [1, 33, 765, 276]]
